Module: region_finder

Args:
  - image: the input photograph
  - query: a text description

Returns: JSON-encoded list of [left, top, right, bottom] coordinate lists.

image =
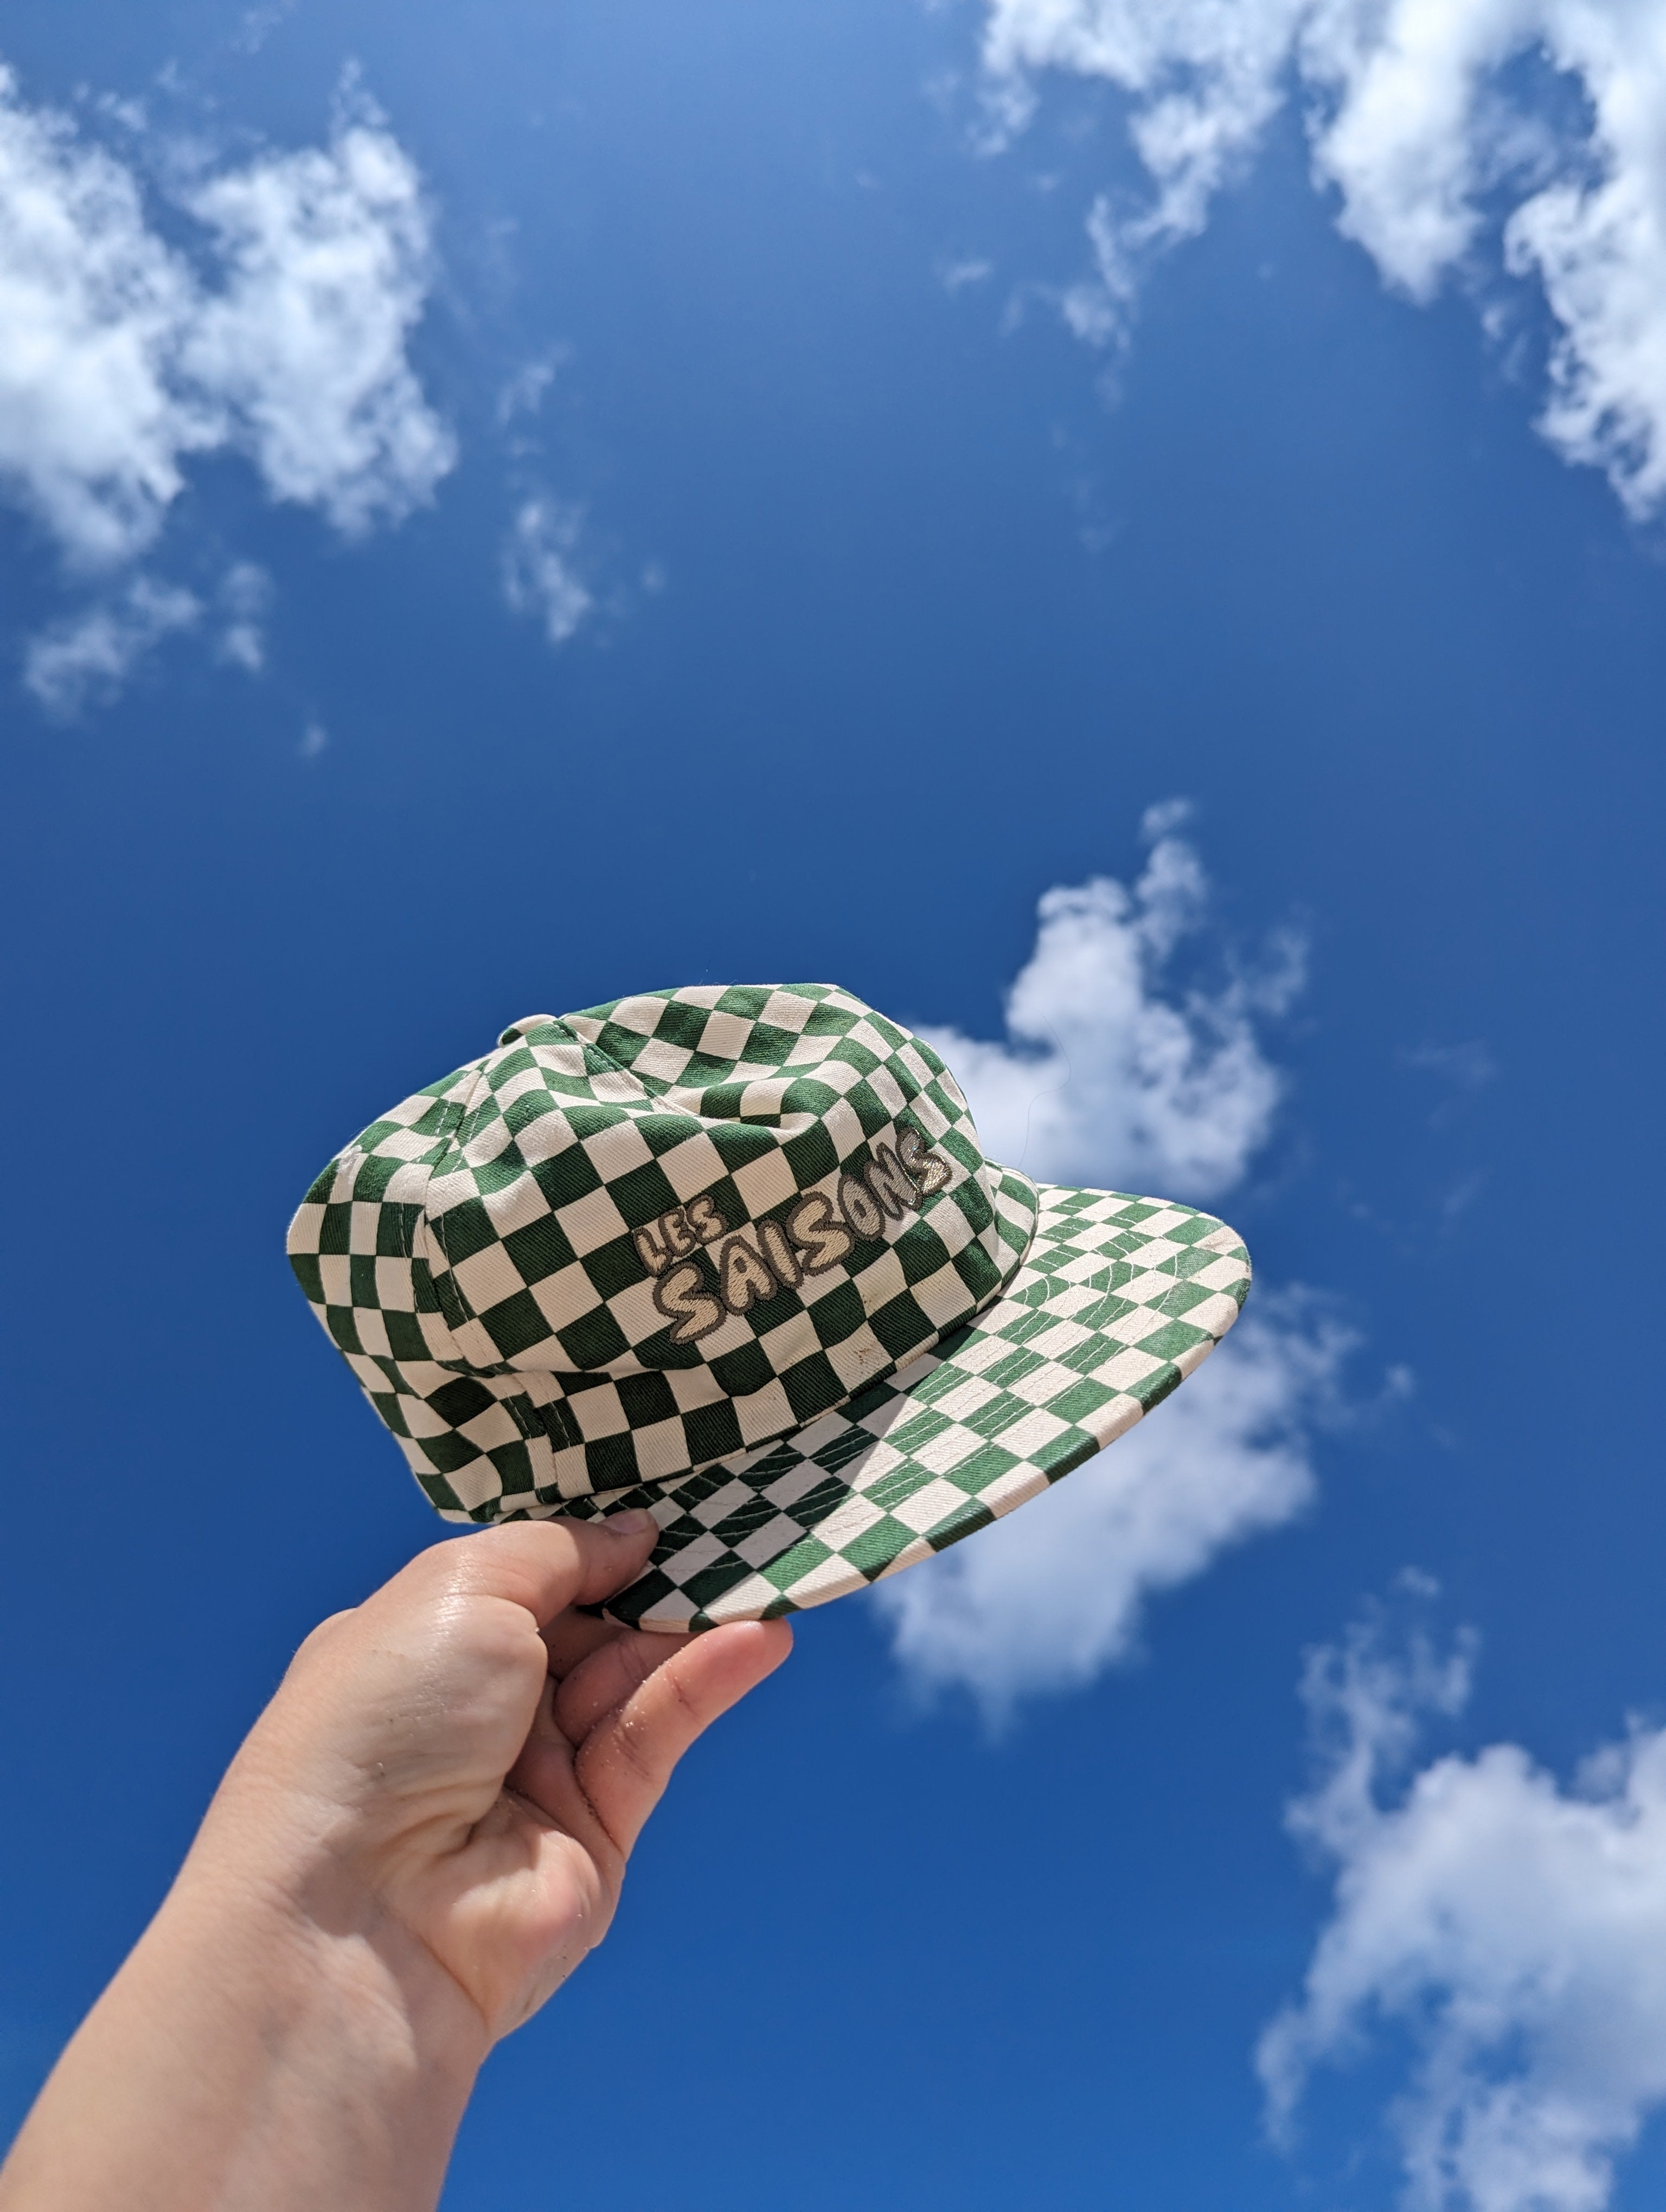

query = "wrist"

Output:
[[175, 1802, 495, 2087], [0, 1850, 485, 2212]]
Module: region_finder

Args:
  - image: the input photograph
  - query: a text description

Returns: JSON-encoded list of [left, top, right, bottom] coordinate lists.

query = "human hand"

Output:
[[0, 1515, 790, 2212], [197, 1513, 792, 2047]]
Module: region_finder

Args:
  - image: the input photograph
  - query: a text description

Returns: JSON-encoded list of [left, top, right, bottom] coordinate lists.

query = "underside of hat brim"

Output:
[[537, 1179, 1251, 1633]]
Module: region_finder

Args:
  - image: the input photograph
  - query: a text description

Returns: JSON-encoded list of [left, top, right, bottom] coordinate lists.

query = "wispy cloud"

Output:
[[503, 494, 594, 647], [977, 0, 1666, 517], [22, 558, 273, 714], [1260, 1580, 1666, 2211], [215, 560, 271, 672], [918, 800, 1303, 1202], [877, 1296, 1349, 1726], [23, 575, 201, 716], [496, 347, 570, 428], [874, 806, 1334, 1716], [233, 2, 295, 58], [1400, 1040, 1499, 1094], [0, 63, 451, 571]]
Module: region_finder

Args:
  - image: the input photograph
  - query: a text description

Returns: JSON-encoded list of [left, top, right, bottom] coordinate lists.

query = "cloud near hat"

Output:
[[288, 983, 1252, 1631]]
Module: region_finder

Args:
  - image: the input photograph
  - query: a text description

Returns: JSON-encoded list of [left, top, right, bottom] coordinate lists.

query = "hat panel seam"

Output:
[[420, 1046, 561, 1489], [297, 991, 1058, 1535]]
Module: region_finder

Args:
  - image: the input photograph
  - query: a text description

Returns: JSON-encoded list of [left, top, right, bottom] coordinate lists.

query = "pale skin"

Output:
[[0, 1512, 792, 2212]]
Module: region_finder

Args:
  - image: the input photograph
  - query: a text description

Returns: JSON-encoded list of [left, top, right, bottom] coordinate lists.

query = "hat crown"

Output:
[[289, 984, 1039, 1515]]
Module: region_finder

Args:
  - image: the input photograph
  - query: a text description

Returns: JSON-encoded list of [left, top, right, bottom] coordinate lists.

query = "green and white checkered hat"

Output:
[[289, 983, 1251, 1631]]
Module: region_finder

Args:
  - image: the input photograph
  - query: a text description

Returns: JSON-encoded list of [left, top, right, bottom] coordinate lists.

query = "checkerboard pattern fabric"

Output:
[[289, 985, 1038, 1514], [563, 1181, 1251, 1629], [289, 983, 1250, 1631]]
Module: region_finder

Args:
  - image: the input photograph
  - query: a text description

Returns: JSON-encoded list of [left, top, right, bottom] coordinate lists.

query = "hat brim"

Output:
[[550, 1179, 1251, 1632]]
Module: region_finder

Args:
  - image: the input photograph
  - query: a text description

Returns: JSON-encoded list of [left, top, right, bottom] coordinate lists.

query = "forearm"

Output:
[[0, 1523, 785, 2210], [0, 1853, 486, 2212]]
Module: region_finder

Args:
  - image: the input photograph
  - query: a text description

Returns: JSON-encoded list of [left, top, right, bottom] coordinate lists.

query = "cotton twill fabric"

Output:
[[561, 1181, 1251, 1629], [287, 983, 1250, 1631], [289, 983, 1035, 1512]]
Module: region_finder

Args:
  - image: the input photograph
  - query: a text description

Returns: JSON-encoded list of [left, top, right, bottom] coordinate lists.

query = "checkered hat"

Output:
[[289, 983, 1251, 1630]]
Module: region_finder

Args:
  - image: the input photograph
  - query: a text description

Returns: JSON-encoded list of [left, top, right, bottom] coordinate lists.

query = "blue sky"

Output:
[[3, 3, 1666, 2206]]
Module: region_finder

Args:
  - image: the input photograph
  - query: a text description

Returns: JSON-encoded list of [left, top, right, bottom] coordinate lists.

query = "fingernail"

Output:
[[606, 1508, 658, 1539]]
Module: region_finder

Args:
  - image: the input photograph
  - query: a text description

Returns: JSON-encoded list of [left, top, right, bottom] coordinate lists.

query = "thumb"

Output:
[[398, 1511, 662, 1630]]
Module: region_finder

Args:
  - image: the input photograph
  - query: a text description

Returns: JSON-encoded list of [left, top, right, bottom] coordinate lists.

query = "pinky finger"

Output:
[[574, 1618, 792, 1855]]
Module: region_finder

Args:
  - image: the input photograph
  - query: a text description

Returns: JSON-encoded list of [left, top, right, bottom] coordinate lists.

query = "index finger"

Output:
[[575, 1619, 793, 1854]]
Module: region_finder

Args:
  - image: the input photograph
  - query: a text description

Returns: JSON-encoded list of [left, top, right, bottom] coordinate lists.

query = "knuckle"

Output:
[[622, 1636, 665, 1696], [664, 1664, 705, 1728], [608, 1711, 662, 1789]]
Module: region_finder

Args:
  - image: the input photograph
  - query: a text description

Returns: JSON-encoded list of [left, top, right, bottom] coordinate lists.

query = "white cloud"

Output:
[[874, 809, 1331, 1718], [503, 495, 594, 646], [23, 574, 201, 716], [1259, 1586, 1666, 2212], [178, 117, 453, 535], [978, 0, 1666, 516], [919, 800, 1302, 1200], [983, 0, 1305, 339], [875, 1297, 1348, 1724], [0, 67, 210, 569], [0, 62, 451, 571]]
